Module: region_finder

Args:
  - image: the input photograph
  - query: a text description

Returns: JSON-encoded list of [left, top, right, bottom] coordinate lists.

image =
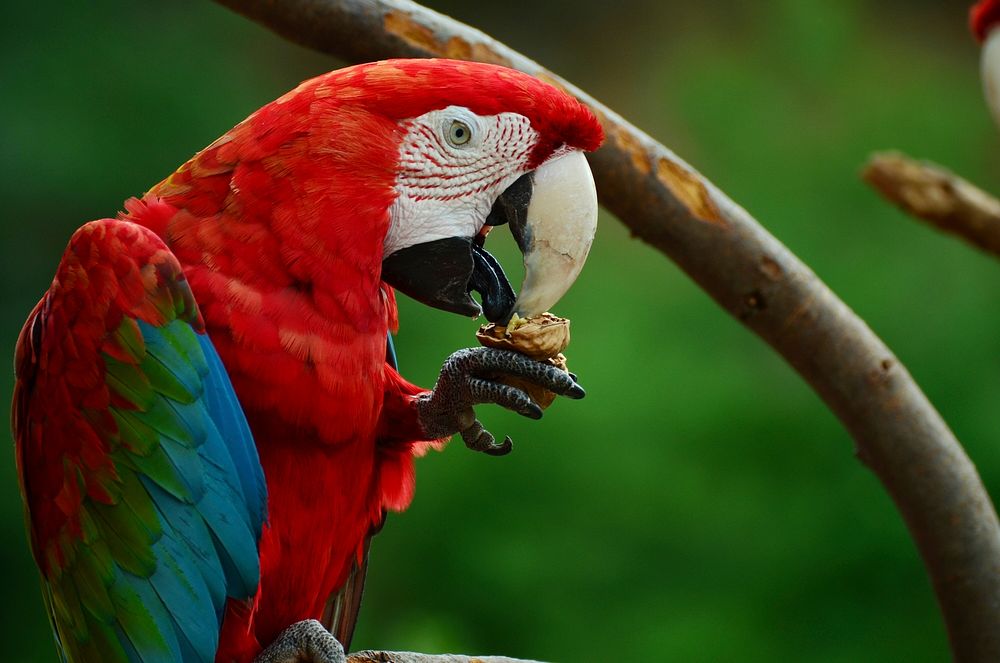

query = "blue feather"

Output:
[[104, 321, 266, 660], [196, 333, 267, 536], [143, 480, 227, 616], [386, 333, 398, 370], [147, 532, 218, 662], [112, 624, 141, 663], [198, 467, 262, 600]]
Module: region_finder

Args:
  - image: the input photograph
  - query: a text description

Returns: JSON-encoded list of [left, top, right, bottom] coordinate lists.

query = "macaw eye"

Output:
[[447, 120, 472, 147]]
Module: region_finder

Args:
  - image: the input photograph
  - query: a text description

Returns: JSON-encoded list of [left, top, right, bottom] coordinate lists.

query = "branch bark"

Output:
[[212, 0, 1000, 659], [348, 653, 541, 663], [863, 151, 1000, 257]]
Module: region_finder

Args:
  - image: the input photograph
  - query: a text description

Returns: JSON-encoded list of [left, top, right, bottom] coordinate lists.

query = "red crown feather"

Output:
[[972, 0, 1000, 42]]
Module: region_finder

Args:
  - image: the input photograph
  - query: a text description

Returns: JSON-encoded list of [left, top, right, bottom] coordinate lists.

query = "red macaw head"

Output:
[[370, 61, 603, 323], [972, 1, 1000, 128], [972, 0, 1000, 42], [342, 59, 604, 323]]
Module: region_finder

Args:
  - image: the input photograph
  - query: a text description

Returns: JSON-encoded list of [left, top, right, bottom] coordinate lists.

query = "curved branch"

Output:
[[348, 653, 541, 663], [213, 0, 1000, 659], [863, 151, 1000, 258]]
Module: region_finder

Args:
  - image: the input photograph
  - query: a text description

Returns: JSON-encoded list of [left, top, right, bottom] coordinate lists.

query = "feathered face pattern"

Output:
[[384, 105, 542, 257], [324, 59, 606, 324]]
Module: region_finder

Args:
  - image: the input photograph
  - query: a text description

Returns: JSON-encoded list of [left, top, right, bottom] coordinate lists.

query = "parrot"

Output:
[[972, 0, 1000, 126], [12, 58, 604, 663]]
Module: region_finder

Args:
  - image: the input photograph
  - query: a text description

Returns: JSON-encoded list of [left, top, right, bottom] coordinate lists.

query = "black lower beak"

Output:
[[469, 242, 516, 322], [381, 237, 482, 318], [381, 173, 534, 323], [381, 237, 517, 322]]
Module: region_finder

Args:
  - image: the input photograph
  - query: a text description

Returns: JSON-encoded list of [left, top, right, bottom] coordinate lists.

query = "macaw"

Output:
[[972, 0, 1000, 126], [12, 59, 603, 663]]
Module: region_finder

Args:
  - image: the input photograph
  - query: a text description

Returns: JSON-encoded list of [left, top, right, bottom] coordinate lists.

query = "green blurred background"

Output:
[[2, 1, 998, 660]]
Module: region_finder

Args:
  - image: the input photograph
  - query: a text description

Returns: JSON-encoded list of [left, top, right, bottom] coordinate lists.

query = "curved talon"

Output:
[[460, 421, 487, 450], [486, 435, 514, 456], [460, 422, 513, 456]]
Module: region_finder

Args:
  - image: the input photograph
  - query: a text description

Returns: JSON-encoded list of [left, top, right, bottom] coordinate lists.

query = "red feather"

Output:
[[972, 0, 1000, 42]]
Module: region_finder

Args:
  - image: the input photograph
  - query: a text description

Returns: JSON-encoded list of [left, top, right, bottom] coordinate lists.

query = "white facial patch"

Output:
[[384, 106, 539, 257], [984, 30, 1000, 130]]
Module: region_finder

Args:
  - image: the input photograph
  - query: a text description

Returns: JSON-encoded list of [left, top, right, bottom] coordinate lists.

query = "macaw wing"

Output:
[[12, 219, 267, 663]]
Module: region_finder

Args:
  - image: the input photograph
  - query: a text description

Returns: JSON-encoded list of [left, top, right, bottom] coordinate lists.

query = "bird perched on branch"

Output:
[[12, 59, 602, 663], [971, 0, 1000, 126]]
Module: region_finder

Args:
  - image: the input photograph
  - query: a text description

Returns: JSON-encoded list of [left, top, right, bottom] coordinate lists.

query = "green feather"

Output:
[[87, 503, 157, 578], [140, 354, 197, 405], [112, 318, 146, 364], [75, 614, 127, 663], [104, 356, 154, 409], [112, 409, 158, 457], [142, 396, 198, 450], [123, 446, 197, 505], [72, 549, 115, 622], [116, 472, 162, 540], [140, 324, 203, 403], [156, 321, 206, 373], [109, 574, 180, 663], [49, 574, 87, 642]]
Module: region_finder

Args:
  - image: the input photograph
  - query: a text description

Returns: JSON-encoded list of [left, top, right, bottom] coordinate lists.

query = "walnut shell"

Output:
[[475, 313, 571, 410], [475, 313, 570, 361]]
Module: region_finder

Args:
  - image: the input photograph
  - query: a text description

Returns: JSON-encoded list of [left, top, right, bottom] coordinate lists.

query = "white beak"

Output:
[[983, 29, 1000, 129], [512, 150, 598, 318]]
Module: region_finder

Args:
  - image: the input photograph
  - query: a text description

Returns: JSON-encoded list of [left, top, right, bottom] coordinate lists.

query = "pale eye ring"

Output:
[[447, 119, 473, 147]]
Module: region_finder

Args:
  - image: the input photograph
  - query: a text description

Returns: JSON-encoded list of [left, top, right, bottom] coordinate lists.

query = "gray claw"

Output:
[[468, 378, 543, 420], [460, 421, 513, 456], [253, 619, 346, 663], [417, 347, 584, 449]]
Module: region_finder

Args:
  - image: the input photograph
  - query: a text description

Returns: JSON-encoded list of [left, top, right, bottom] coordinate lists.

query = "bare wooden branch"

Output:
[[212, 0, 1000, 660], [863, 151, 1000, 257], [348, 653, 542, 663]]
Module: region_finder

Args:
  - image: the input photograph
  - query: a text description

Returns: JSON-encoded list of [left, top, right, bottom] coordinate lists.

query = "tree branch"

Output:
[[212, 0, 1000, 659], [863, 151, 1000, 258], [348, 653, 541, 663]]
